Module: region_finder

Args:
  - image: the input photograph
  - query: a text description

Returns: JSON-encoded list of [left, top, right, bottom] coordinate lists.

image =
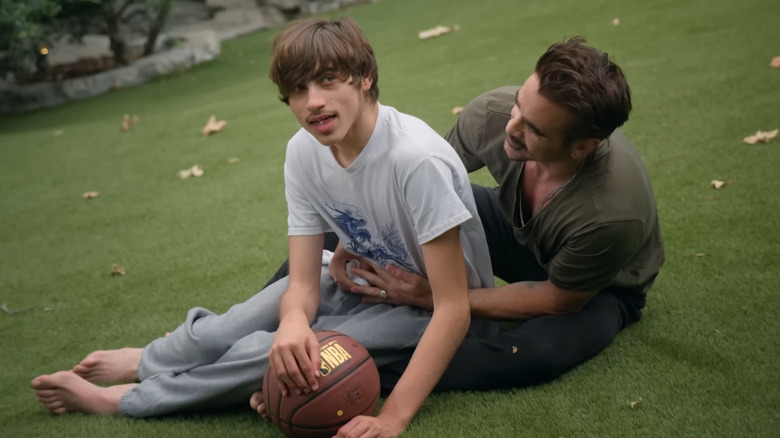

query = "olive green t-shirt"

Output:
[[445, 86, 664, 294]]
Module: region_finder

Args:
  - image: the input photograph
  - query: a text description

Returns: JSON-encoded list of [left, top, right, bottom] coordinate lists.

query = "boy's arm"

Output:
[[270, 233, 325, 395], [338, 227, 471, 437]]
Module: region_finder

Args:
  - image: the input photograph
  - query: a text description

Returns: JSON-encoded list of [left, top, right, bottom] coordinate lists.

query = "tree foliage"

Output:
[[0, 0, 62, 76], [1, 0, 175, 79]]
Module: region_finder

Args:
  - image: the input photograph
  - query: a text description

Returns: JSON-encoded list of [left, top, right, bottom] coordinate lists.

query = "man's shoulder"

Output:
[[586, 130, 658, 219], [601, 130, 649, 177], [462, 86, 519, 120]]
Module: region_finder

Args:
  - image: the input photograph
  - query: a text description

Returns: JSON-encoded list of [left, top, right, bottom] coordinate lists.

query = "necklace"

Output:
[[535, 159, 585, 214]]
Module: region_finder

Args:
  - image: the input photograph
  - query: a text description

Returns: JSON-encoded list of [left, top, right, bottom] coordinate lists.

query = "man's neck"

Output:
[[528, 158, 584, 185], [330, 102, 379, 168]]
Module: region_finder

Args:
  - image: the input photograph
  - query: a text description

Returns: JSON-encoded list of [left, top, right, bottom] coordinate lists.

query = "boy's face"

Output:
[[503, 73, 573, 163], [287, 69, 373, 148]]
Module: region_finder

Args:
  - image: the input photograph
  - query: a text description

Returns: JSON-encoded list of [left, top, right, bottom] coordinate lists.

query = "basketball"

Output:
[[263, 330, 381, 438]]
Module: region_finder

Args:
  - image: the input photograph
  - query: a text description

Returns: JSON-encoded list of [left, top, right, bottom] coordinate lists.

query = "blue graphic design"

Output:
[[326, 202, 416, 272]]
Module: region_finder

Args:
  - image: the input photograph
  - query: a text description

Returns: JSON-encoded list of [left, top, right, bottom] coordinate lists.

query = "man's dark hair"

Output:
[[535, 36, 632, 142], [269, 17, 379, 105]]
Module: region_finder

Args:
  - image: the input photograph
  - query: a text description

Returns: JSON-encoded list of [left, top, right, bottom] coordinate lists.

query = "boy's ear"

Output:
[[360, 75, 373, 92]]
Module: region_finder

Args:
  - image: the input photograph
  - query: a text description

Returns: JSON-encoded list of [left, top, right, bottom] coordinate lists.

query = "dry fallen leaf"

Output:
[[612, 17, 621, 26], [201, 115, 227, 136], [178, 165, 204, 179], [452, 106, 464, 115], [120, 114, 139, 132], [418, 24, 460, 40], [630, 397, 644, 408], [743, 128, 778, 144], [110, 263, 126, 276], [709, 180, 731, 189], [2, 303, 36, 315], [770, 56, 780, 68], [83, 191, 101, 199], [228, 157, 240, 164]]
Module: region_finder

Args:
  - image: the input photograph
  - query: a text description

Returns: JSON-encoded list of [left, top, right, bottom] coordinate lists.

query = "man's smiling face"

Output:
[[503, 73, 574, 163]]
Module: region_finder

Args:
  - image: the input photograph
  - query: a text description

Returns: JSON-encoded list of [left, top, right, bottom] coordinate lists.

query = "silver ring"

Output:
[[379, 289, 387, 300]]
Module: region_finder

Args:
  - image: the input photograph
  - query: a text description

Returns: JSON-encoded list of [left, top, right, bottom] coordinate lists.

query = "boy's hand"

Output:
[[334, 414, 406, 438], [269, 314, 320, 395], [328, 243, 362, 291]]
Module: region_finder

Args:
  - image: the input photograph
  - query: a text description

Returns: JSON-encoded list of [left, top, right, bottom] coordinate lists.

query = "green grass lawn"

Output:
[[2, 0, 779, 436]]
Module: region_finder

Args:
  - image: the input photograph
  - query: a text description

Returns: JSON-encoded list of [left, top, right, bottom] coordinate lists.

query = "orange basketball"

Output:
[[263, 330, 381, 438]]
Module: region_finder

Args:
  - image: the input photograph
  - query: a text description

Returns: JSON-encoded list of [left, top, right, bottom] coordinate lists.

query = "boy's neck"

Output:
[[329, 101, 379, 168]]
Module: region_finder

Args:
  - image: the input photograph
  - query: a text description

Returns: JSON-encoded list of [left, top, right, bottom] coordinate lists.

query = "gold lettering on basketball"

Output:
[[318, 341, 353, 376]]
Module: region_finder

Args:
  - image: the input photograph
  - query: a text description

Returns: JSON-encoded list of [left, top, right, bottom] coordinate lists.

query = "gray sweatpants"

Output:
[[118, 265, 442, 417]]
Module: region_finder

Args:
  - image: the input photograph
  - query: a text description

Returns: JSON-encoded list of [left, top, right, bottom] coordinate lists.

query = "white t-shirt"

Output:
[[284, 104, 493, 289]]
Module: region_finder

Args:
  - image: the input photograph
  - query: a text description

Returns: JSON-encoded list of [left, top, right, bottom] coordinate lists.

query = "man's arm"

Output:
[[269, 233, 324, 394], [350, 263, 597, 320], [467, 280, 597, 319]]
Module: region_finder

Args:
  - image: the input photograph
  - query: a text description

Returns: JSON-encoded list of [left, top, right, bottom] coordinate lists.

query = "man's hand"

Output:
[[334, 413, 406, 438], [269, 313, 320, 396], [349, 259, 434, 310]]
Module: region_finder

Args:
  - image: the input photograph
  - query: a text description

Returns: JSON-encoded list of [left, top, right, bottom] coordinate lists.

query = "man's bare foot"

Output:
[[249, 390, 269, 421], [31, 371, 136, 415], [72, 348, 142, 383]]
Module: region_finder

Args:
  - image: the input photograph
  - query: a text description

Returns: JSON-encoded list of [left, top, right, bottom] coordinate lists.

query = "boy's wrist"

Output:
[[376, 401, 415, 431], [279, 308, 310, 328]]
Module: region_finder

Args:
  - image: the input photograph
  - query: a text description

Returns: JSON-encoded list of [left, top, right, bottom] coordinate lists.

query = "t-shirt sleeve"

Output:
[[548, 221, 644, 292], [403, 157, 472, 245], [284, 153, 329, 236]]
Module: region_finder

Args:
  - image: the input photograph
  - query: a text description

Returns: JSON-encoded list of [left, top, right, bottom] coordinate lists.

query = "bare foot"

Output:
[[249, 390, 269, 421], [72, 348, 142, 383], [31, 371, 136, 415]]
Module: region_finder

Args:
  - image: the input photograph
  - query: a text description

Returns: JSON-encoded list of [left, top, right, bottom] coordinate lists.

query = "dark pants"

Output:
[[263, 184, 646, 392]]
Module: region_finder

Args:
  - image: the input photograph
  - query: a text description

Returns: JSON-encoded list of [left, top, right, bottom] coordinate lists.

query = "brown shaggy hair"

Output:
[[269, 17, 379, 105]]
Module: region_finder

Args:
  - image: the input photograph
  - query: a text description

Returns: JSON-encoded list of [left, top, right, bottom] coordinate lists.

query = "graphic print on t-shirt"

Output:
[[326, 201, 415, 272]]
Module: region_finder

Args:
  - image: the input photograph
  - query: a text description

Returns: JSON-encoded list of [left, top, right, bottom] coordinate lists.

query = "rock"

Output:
[[206, 0, 260, 9], [165, 0, 214, 30], [266, 0, 304, 12], [46, 35, 112, 67], [302, 0, 341, 15]]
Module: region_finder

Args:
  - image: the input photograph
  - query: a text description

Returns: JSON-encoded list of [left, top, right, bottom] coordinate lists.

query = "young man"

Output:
[[31, 17, 496, 436], [268, 37, 665, 391]]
